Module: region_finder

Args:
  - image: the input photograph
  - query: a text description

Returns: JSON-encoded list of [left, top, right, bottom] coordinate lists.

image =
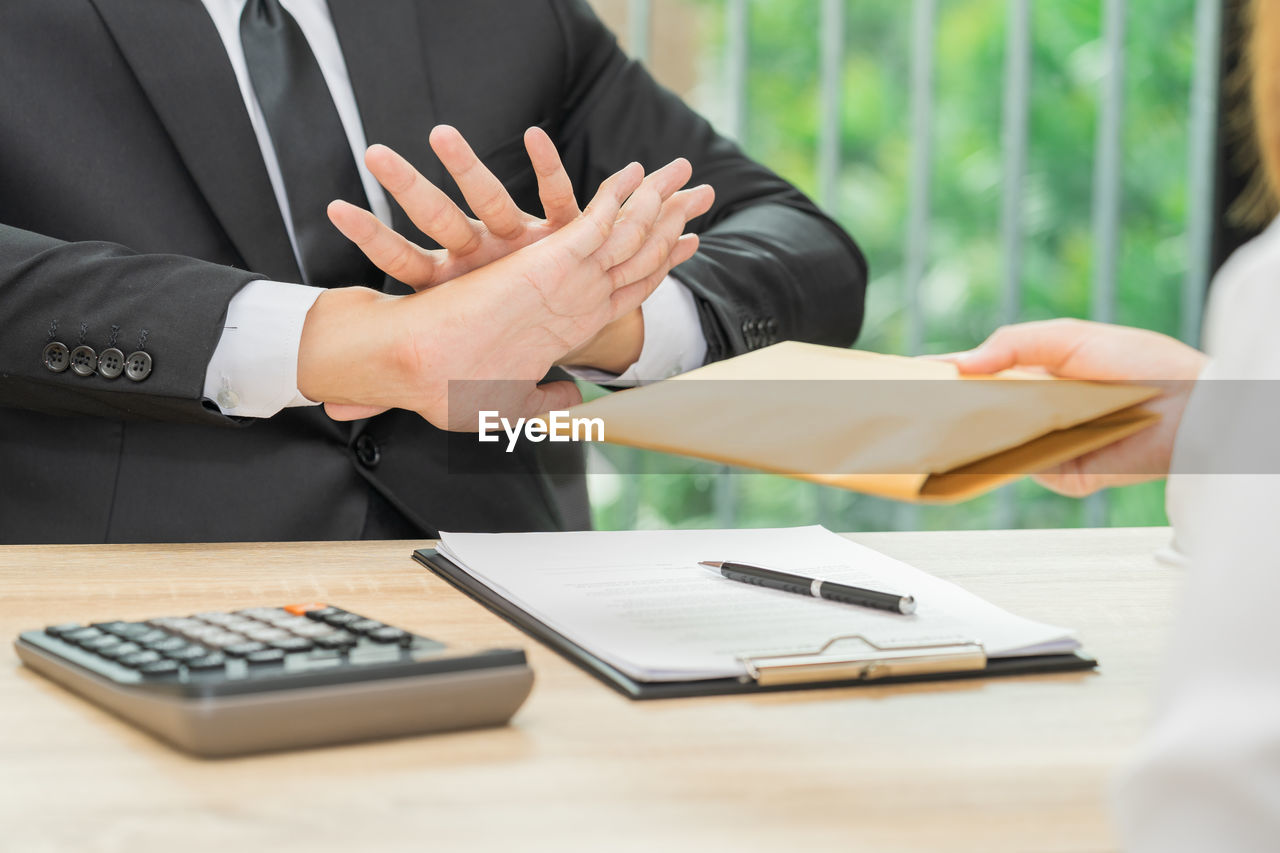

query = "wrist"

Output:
[[297, 286, 401, 404], [562, 308, 645, 374]]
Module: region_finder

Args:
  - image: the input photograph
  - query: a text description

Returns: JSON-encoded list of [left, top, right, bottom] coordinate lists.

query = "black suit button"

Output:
[[43, 342, 70, 373], [124, 351, 153, 381], [765, 318, 778, 334], [741, 320, 753, 335], [354, 434, 381, 468], [70, 345, 98, 376], [98, 347, 126, 379]]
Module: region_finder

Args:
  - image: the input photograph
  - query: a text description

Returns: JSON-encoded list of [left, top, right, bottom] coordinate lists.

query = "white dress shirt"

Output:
[[198, 0, 706, 417], [1114, 217, 1280, 851]]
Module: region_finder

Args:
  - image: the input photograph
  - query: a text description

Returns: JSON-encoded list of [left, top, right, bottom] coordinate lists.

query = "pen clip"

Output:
[[738, 634, 987, 686]]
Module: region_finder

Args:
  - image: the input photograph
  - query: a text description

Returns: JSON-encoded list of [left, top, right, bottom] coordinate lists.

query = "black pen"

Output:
[[698, 561, 916, 615]]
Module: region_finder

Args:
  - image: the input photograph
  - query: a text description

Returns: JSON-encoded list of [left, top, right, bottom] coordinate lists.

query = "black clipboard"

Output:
[[413, 548, 1097, 700]]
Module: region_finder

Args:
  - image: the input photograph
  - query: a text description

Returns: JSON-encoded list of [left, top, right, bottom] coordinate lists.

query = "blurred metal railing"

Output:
[[613, 0, 1220, 531], [1186, 0, 1224, 346]]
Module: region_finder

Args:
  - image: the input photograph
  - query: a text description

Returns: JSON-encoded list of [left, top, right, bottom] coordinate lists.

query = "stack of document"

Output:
[[435, 526, 1079, 683]]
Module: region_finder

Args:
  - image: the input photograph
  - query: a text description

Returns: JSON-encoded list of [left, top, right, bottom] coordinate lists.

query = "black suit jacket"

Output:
[[0, 0, 867, 544]]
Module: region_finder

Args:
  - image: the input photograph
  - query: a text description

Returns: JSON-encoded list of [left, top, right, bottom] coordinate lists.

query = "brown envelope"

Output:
[[571, 341, 1161, 503]]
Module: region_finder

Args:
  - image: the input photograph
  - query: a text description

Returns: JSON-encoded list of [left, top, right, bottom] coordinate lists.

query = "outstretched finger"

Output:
[[606, 185, 713, 288], [592, 180, 664, 272], [364, 144, 482, 256], [641, 157, 695, 203], [609, 234, 699, 318], [525, 127, 580, 226], [430, 125, 527, 240], [949, 319, 1095, 376], [328, 200, 438, 287], [667, 231, 701, 269], [556, 162, 645, 260]]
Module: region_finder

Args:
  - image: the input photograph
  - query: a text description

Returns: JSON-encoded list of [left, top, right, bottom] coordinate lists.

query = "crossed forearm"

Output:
[[296, 151, 711, 430]]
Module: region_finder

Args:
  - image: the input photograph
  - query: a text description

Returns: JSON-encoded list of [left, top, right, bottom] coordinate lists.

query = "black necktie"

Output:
[[239, 0, 380, 288]]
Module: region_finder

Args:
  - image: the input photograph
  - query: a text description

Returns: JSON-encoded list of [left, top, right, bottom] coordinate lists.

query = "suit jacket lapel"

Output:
[[89, 0, 301, 282], [326, 0, 439, 245]]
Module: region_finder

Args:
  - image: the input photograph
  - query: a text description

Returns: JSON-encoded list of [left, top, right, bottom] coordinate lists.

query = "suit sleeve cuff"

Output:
[[203, 280, 324, 418], [567, 276, 708, 387]]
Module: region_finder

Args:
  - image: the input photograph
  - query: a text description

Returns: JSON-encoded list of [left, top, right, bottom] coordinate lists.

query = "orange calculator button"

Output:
[[283, 602, 329, 615]]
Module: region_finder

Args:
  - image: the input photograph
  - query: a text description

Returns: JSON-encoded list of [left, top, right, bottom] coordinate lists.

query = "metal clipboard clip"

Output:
[[739, 635, 988, 687]]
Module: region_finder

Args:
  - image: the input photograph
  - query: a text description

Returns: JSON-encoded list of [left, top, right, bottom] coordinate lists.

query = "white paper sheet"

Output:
[[437, 525, 1077, 683]]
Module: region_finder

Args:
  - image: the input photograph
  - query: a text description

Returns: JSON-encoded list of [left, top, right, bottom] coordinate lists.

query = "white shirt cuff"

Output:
[[203, 280, 324, 418], [568, 276, 708, 387]]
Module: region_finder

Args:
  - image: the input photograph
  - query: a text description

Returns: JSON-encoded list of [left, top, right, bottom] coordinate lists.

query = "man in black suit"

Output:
[[0, 0, 867, 544]]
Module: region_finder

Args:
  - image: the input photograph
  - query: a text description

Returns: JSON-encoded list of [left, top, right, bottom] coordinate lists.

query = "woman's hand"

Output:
[[948, 319, 1208, 496]]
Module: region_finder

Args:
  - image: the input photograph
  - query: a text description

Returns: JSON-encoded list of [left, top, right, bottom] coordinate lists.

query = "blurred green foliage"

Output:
[[589, 0, 1199, 532]]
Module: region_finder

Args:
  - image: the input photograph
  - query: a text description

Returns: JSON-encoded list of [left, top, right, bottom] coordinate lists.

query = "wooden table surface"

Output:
[[0, 527, 1181, 853]]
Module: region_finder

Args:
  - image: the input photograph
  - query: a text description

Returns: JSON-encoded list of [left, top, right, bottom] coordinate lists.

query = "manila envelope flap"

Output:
[[572, 342, 1161, 504]]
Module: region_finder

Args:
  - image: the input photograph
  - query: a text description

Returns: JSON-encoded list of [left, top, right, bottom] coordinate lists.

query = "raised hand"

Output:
[[320, 126, 714, 421], [946, 319, 1208, 496], [299, 160, 714, 431], [327, 125, 707, 292]]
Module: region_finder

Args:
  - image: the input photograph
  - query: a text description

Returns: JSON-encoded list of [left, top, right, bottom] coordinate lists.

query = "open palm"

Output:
[[328, 125, 697, 291], [322, 125, 713, 422]]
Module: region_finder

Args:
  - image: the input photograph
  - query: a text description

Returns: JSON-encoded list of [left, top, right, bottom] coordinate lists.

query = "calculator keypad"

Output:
[[42, 604, 438, 685]]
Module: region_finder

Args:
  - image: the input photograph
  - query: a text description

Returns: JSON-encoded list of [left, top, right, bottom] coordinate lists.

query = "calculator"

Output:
[[14, 603, 534, 757]]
